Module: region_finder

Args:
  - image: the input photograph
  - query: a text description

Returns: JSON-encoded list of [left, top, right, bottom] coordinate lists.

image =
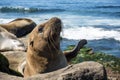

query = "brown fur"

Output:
[[24, 17, 67, 77], [0, 18, 36, 37], [64, 39, 87, 62]]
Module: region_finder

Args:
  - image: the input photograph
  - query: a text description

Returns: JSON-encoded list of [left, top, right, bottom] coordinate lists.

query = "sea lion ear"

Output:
[[30, 41, 34, 47], [39, 27, 43, 33]]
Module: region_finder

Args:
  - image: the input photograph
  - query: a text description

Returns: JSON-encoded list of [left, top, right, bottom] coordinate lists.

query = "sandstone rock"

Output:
[[0, 53, 10, 73], [0, 61, 107, 80], [0, 72, 22, 80], [1, 49, 107, 80], [0, 52, 24, 77], [0, 47, 107, 80], [26, 61, 107, 80], [1, 51, 26, 71]]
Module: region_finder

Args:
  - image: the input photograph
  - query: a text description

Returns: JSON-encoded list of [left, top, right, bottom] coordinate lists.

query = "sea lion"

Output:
[[0, 18, 36, 37], [17, 39, 87, 75], [17, 39, 87, 76], [18, 17, 87, 77], [23, 17, 67, 77], [0, 27, 26, 51]]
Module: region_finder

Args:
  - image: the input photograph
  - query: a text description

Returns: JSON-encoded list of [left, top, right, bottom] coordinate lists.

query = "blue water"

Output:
[[0, 0, 120, 57]]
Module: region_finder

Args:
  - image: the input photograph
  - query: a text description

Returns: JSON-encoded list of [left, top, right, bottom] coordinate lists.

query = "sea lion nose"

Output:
[[54, 18, 61, 24]]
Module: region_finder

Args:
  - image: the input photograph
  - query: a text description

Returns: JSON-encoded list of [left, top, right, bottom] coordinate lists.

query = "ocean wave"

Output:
[[0, 6, 65, 13], [62, 26, 120, 41]]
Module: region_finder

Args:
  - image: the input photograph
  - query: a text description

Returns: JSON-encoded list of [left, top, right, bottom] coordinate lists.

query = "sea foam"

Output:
[[62, 26, 120, 41]]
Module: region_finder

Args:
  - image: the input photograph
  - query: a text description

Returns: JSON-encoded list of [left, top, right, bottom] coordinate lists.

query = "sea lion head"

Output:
[[28, 17, 62, 56]]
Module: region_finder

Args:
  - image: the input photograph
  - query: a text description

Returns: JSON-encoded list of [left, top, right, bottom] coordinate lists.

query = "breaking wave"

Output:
[[62, 26, 120, 41], [0, 6, 65, 13]]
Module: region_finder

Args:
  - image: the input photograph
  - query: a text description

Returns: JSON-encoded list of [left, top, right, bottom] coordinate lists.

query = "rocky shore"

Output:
[[0, 18, 120, 80], [0, 37, 120, 80]]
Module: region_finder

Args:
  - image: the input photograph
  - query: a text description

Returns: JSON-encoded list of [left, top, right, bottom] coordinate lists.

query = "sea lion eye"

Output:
[[39, 27, 43, 33]]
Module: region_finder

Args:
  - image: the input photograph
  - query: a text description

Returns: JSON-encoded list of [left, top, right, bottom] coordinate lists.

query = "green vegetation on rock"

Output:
[[65, 45, 120, 72]]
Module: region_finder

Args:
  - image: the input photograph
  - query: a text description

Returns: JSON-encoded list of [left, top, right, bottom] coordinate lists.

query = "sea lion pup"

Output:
[[24, 17, 67, 77], [64, 39, 87, 62], [0, 26, 26, 51], [0, 18, 36, 37]]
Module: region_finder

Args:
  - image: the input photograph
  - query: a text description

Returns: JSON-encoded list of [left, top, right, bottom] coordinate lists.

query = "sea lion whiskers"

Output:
[[48, 25, 60, 54], [46, 30, 59, 59], [50, 35, 60, 53], [47, 36, 55, 59]]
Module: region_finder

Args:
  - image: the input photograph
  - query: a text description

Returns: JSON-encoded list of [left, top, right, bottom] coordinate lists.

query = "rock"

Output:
[[0, 61, 107, 80], [0, 72, 23, 80], [1, 51, 26, 71], [0, 53, 10, 73], [26, 61, 107, 80], [0, 45, 107, 80], [87, 48, 94, 54]]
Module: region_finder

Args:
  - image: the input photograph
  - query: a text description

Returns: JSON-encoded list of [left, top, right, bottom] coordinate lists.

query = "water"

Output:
[[0, 0, 120, 57]]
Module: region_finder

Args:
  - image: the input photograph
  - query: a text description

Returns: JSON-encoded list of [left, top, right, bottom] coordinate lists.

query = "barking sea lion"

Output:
[[23, 17, 67, 77], [0, 18, 36, 37]]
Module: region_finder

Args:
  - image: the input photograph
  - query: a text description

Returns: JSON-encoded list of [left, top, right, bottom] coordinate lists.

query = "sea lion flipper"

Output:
[[64, 39, 87, 62]]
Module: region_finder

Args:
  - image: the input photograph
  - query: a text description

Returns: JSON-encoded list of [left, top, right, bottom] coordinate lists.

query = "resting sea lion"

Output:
[[23, 17, 67, 77], [0, 27, 26, 51], [0, 18, 36, 37]]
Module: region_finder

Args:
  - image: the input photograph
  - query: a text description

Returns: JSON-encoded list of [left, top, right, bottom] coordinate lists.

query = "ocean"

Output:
[[0, 0, 120, 57]]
